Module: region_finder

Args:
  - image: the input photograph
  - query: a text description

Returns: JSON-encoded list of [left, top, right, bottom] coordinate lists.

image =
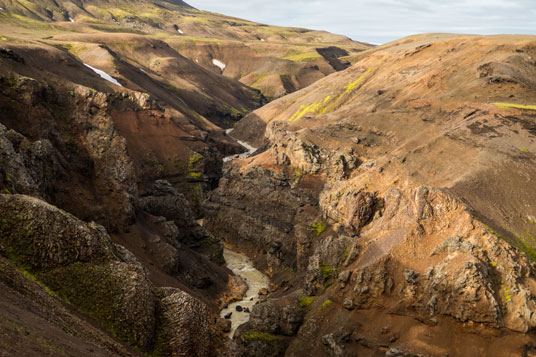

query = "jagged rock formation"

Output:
[[205, 34, 536, 356], [0, 193, 224, 354], [2, 0, 536, 355]]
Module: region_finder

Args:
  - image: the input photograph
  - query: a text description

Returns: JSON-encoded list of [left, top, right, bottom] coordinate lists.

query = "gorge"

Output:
[[1, 1, 536, 356]]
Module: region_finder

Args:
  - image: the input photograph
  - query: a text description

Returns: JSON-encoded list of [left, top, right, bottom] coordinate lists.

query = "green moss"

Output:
[[283, 50, 322, 62], [19, 269, 59, 298], [345, 67, 374, 94], [319, 263, 333, 279], [188, 152, 204, 179], [288, 95, 331, 122], [504, 287, 512, 302], [242, 330, 286, 343], [514, 232, 536, 261], [39, 263, 142, 349], [311, 221, 327, 236], [494, 103, 536, 111], [317, 299, 333, 312], [293, 170, 303, 184], [299, 295, 314, 308], [188, 183, 202, 205], [341, 247, 350, 263]]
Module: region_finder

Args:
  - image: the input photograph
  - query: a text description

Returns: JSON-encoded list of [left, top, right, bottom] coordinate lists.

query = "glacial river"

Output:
[[220, 248, 270, 337]]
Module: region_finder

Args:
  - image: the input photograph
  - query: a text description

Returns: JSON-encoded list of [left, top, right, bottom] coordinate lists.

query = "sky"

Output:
[[186, 0, 536, 45]]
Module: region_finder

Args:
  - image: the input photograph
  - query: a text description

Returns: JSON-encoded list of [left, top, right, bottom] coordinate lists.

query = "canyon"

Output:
[[1, 1, 536, 356]]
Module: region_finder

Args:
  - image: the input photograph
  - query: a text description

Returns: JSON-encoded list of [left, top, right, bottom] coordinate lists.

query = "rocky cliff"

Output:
[[2, 0, 536, 355], [205, 34, 536, 356]]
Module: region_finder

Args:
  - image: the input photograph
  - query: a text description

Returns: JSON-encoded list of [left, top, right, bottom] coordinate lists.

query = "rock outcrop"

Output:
[[0, 194, 224, 354], [205, 35, 536, 356]]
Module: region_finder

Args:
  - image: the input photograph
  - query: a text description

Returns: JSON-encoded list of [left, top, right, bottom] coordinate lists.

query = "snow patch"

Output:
[[177, 28, 184, 34], [212, 59, 226, 71], [260, 38, 265, 41], [0, 7, 4, 11], [69, 17, 74, 22], [84, 64, 123, 87]]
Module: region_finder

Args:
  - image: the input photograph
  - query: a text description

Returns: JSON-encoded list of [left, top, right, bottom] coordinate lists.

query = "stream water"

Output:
[[223, 128, 258, 162], [220, 248, 270, 337]]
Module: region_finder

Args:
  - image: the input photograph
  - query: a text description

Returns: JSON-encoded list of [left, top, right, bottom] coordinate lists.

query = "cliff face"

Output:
[[2, 0, 536, 355], [204, 34, 536, 356], [0, 0, 374, 354]]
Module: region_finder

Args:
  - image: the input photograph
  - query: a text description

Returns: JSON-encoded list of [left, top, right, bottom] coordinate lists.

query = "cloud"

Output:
[[186, 0, 536, 44]]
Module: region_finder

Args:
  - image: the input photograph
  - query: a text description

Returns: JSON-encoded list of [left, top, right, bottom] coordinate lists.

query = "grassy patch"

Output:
[[311, 221, 327, 236], [188, 152, 204, 179], [287, 66, 374, 122], [242, 330, 286, 343], [319, 263, 334, 280], [345, 67, 374, 94], [299, 295, 314, 308], [317, 299, 333, 312], [283, 50, 322, 62], [288, 95, 331, 122], [494, 103, 536, 111], [504, 287, 512, 302], [293, 170, 303, 184]]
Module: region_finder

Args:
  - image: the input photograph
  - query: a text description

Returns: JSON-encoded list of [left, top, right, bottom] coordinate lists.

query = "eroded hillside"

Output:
[[2, 0, 536, 356], [0, 0, 370, 355], [205, 34, 536, 356]]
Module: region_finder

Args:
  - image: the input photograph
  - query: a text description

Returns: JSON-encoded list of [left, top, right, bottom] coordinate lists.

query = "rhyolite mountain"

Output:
[[1, 0, 536, 356]]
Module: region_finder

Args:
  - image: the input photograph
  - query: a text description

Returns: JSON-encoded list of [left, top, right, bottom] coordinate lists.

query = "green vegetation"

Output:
[[520, 148, 529, 153], [287, 66, 375, 122], [242, 330, 286, 343], [188, 183, 202, 205], [40, 262, 142, 349], [494, 103, 536, 111], [288, 95, 331, 122], [504, 287, 512, 302], [188, 152, 204, 179], [18, 269, 59, 298], [283, 50, 322, 62], [319, 262, 334, 279], [491, 262, 498, 268], [318, 299, 333, 312], [299, 295, 314, 308], [515, 232, 536, 261], [293, 170, 303, 184], [345, 67, 374, 93], [311, 221, 327, 236]]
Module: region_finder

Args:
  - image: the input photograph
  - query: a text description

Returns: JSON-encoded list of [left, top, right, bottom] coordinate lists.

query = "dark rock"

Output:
[[224, 312, 232, 319], [236, 305, 243, 312]]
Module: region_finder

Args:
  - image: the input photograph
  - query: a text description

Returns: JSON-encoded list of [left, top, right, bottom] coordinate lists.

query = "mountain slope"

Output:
[[0, 0, 370, 99], [205, 34, 536, 356]]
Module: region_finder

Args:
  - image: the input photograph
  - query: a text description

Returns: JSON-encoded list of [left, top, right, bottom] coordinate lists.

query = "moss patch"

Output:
[[299, 295, 314, 308], [39, 263, 143, 349], [318, 299, 333, 312], [242, 330, 286, 343], [311, 221, 327, 236], [494, 103, 536, 111]]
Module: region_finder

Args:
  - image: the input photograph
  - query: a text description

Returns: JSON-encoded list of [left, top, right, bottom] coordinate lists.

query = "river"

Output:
[[220, 248, 270, 337]]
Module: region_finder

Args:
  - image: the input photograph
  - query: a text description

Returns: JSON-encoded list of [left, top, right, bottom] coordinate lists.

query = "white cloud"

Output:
[[186, 0, 535, 44]]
